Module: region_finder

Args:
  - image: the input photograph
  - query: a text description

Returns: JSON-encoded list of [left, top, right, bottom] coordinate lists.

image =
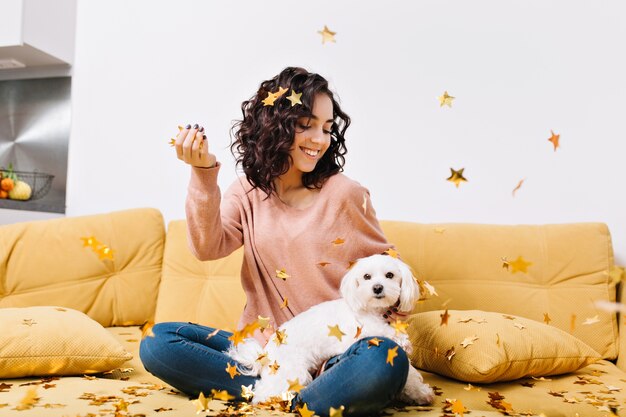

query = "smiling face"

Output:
[[288, 93, 334, 175]]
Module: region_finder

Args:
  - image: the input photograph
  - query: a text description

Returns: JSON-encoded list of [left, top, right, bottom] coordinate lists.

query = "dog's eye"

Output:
[[363, 274, 371, 280], [385, 272, 394, 279]]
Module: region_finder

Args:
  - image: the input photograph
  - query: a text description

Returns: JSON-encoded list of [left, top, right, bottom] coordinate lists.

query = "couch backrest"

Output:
[[0, 208, 164, 327], [381, 221, 618, 359], [154, 218, 618, 359], [154, 220, 245, 332]]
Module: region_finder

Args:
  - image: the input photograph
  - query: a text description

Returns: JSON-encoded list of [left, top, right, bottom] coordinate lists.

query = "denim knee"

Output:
[[138, 322, 186, 372], [355, 336, 410, 394]]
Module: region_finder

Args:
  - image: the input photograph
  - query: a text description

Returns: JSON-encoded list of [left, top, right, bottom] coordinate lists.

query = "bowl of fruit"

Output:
[[0, 164, 54, 201]]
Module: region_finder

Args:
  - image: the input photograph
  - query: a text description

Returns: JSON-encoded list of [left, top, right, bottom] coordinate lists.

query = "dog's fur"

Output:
[[227, 254, 435, 405]]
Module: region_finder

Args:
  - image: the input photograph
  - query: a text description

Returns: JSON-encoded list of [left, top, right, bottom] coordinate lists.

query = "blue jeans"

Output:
[[139, 322, 409, 417]]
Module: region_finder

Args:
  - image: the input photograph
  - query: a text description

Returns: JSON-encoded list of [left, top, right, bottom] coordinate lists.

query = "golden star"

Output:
[[262, 91, 279, 106], [354, 326, 363, 339], [287, 378, 305, 393], [226, 363, 240, 379], [390, 320, 409, 335], [438, 91, 455, 107], [276, 269, 290, 280], [257, 316, 270, 330], [96, 245, 114, 260], [318, 25, 336, 44], [331, 237, 345, 246], [447, 167, 467, 188], [386, 346, 399, 366], [228, 329, 245, 346], [297, 402, 316, 417], [384, 248, 399, 258], [80, 236, 101, 248], [508, 256, 532, 274], [440, 309, 450, 326], [327, 324, 346, 341], [256, 352, 270, 367], [193, 392, 209, 413], [548, 130, 560, 151], [451, 399, 467, 416], [280, 297, 289, 309], [241, 384, 254, 401], [269, 360, 280, 374], [543, 313, 551, 325], [330, 405, 345, 417], [273, 329, 287, 346], [169, 138, 176, 147], [368, 337, 383, 348], [287, 90, 302, 106], [460, 335, 478, 348], [211, 389, 235, 402]]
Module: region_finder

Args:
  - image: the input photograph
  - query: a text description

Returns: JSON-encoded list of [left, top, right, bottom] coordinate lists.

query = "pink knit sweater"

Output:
[[185, 163, 391, 338]]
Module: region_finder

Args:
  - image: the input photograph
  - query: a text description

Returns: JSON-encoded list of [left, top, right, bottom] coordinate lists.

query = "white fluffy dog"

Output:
[[227, 254, 435, 405]]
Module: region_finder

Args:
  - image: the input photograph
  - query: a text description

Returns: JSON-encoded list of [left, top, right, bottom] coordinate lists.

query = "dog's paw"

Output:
[[398, 381, 435, 405]]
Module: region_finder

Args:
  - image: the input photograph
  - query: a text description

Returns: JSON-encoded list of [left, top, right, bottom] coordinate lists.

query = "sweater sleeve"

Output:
[[185, 163, 244, 261]]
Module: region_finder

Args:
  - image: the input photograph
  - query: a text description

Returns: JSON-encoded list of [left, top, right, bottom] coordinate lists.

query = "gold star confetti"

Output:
[[503, 315, 516, 320], [514, 322, 526, 330], [273, 329, 287, 346], [262, 87, 288, 106], [280, 297, 289, 309], [241, 385, 254, 401], [422, 281, 438, 297], [368, 337, 383, 348], [438, 91, 455, 107], [257, 316, 270, 330], [141, 321, 155, 339], [460, 335, 479, 348], [14, 387, 39, 411], [543, 313, 551, 325], [317, 262, 331, 267], [169, 138, 176, 147], [583, 315, 600, 325], [330, 405, 345, 417], [386, 346, 399, 366], [96, 245, 114, 261], [287, 90, 302, 106], [390, 320, 409, 335], [451, 399, 468, 416], [548, 130, 560, 151], [464, 383, 481, 391], [226, 363, 240, 379], [384, 248, 399, 258], [354, 326, 362, 339], [328, 324, 346, 341], [269, 361, 280, 374], [440, 309, 450, 326], [228, 321, 260, 346], [193, 392, 209, 414], [571, 314, 577, 332], [512, 178, 525, 197], [211, 389, 235, 402], [22, 319, 36, 326], [347, 260, 357, 269], [447, 168, 467, 188], [331, 237, 345, 246], [80, 236, 101, 248], [253, 352, 268, 368], [318, 25, 336, 44], [445, 346, 456, 361], [275, 268, 290, 280], [114, 399, 129, 412], [508, 256, 532, 274], [496, 333, 501, 347], [288, 378, 304, 393]]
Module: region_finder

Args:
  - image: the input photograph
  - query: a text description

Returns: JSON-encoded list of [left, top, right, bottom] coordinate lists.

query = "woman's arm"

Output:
[[185, 163, 244, 261]]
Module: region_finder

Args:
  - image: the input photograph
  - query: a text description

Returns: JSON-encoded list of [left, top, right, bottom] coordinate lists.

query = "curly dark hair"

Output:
[[230, 67, 351, 197]]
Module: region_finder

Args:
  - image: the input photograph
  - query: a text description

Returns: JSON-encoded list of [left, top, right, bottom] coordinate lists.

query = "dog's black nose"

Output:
[[373, 284, 384, 294]]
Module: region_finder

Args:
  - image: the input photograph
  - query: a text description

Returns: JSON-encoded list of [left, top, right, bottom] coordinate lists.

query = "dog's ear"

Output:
[[396, 259, 420, 313], [340, 260, 366, 312]]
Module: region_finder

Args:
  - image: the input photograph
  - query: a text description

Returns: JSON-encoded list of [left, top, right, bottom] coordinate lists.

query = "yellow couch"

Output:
[[0, 207, 624, 416]]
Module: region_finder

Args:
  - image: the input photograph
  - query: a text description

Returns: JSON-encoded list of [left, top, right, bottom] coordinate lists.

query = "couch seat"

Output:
[[1, 326, 625, 416]]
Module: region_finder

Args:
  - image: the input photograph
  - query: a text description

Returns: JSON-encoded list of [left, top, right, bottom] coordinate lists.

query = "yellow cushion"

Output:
[[0, 208, 164, 327], [381, 221, 618, 359], [0, 306, 132, 378], [408, 309, 601, 383], [154, 220, 246, 331]]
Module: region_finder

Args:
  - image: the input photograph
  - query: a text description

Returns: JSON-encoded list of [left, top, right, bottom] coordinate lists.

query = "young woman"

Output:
[[139, 67, 411, 417]]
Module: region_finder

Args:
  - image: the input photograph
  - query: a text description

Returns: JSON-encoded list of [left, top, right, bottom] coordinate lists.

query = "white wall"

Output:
[[66, 0, 626, 263]]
